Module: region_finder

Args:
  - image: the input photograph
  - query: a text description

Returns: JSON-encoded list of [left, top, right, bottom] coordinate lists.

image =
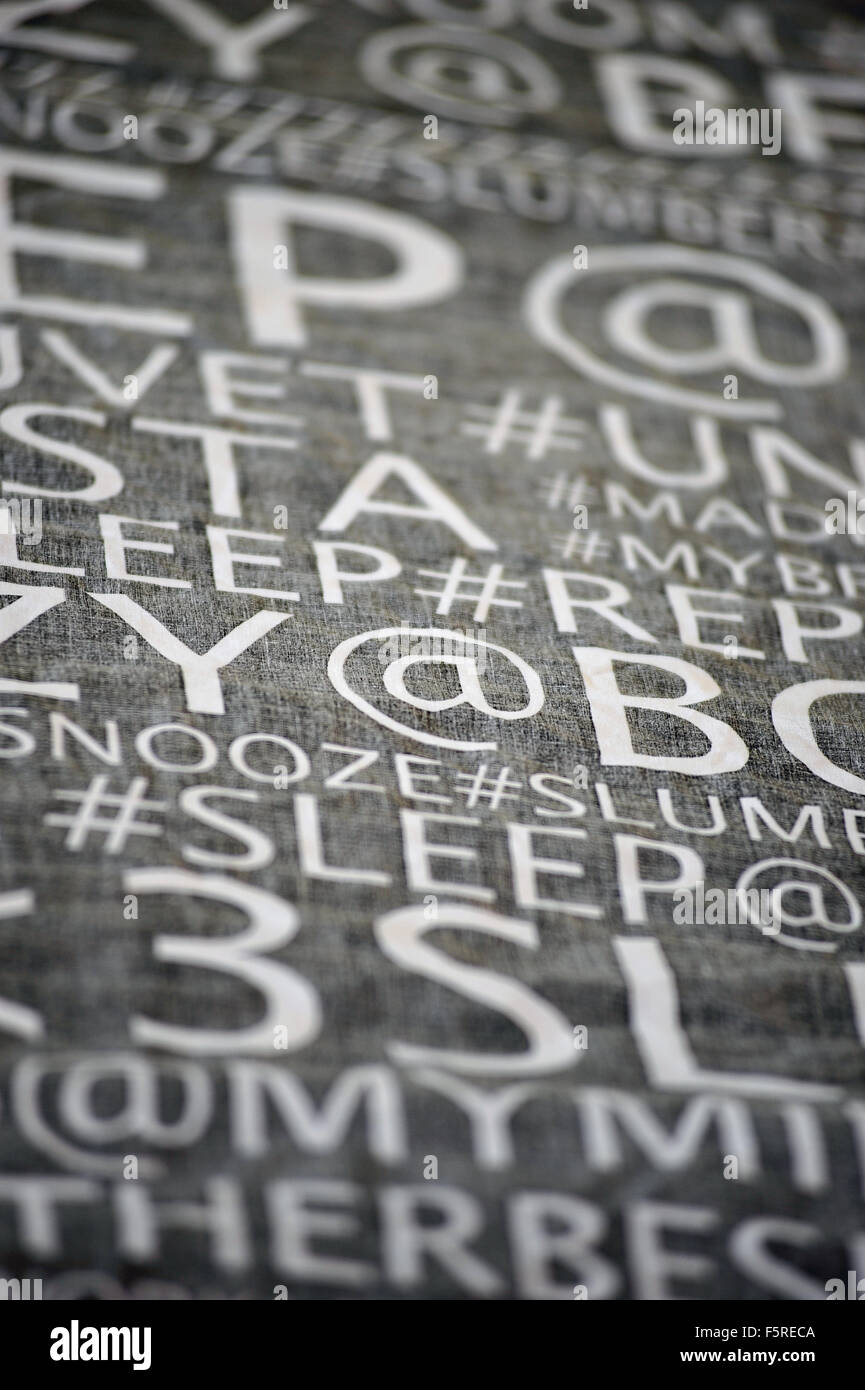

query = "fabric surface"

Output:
[[0, 0, 864, 1301]]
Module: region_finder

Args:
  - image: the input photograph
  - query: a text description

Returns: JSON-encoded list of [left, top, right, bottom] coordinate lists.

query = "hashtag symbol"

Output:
[[455, 763, 522, 811], [462, 392, 587, 461], [415, 558, 526, 623], [44, 776, 166, 853], [541, 473, 598, 510], [558, 532, 613, 564]]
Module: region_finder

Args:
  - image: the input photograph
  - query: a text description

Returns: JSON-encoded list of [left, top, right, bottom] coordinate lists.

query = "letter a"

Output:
[[319, 453, 496, 551]]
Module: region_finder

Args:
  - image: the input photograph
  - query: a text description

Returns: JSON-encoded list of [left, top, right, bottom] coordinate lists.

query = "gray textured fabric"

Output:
[[0, 0, 863, 1301]]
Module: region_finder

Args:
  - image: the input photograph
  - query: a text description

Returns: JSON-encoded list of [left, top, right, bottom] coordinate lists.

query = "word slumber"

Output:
[[673, 883, 779, 935], [672, 102, 781, 156]]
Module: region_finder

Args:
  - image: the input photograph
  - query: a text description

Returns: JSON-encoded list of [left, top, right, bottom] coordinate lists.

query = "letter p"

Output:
[[228, 188, 463, 347]]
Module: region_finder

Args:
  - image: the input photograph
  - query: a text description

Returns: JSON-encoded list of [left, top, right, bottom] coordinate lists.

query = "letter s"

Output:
[[375, 902, 576, 1077]]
